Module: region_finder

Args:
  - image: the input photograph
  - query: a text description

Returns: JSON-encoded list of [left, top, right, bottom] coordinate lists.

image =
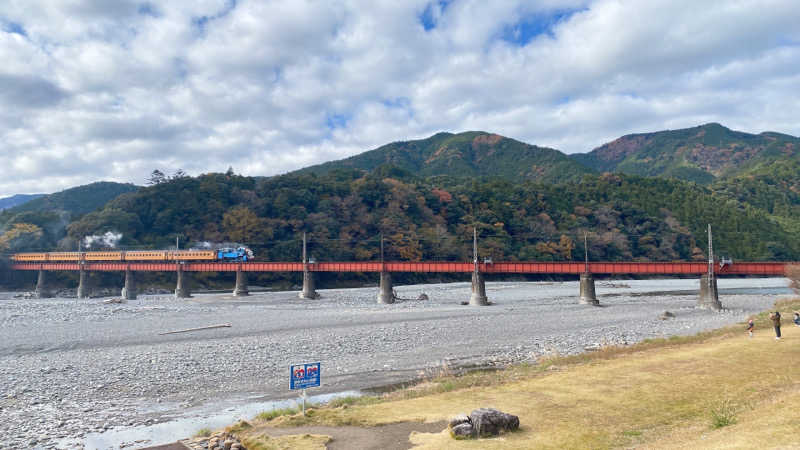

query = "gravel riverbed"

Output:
[[0, 277, 789, 449]]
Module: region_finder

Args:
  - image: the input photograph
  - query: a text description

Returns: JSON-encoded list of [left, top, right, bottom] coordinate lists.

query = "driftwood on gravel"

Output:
[[158, 323, 232, 335]]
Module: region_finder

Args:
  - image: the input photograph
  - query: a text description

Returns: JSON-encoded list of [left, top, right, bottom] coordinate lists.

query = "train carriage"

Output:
[[170, 250, 217, 261], [48, 252, 81, 261], [11, 253, 48, 262], [85, 251, 123, 261], [124, 251, 169, 261]]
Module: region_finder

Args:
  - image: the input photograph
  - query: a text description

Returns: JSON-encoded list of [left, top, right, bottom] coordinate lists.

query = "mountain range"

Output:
[[0, 194, 44, 211], [2, 123, 799, 275], [300, 123, 799, 185]]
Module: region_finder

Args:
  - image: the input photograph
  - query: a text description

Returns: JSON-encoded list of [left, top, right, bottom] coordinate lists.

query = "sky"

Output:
[[1, 0, 799, 197]]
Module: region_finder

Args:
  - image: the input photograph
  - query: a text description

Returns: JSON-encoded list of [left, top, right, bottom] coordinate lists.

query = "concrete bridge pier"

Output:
[[299, 270, 319, 299], [377, 271, 395, 304], [121, 269, 137, 300], [175, 265, 192, 298], [233, 268, 249, 297], [698, 274, 722, 310], [469, 270, 489, 306], [579, 273, 599, 305], [35, 269, 52, 298], [76, 267, 90, 299]]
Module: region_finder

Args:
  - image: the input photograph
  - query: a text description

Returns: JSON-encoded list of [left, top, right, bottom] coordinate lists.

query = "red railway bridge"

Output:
[[10, 260, 789, 275], [13, 260, 793, 310]]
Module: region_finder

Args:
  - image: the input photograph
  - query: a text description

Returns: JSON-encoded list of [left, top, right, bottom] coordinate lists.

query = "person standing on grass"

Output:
[[769, 311, 781, 340], [746, 318, 754, 338]]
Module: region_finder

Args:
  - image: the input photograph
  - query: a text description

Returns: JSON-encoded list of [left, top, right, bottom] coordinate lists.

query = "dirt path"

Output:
[[253, 421, 448, 450]]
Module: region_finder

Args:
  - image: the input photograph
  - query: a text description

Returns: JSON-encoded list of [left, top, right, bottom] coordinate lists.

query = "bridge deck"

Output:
[[11, 261, 789, 275]]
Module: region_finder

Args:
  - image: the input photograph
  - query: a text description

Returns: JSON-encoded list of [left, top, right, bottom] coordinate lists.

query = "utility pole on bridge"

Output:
[[699, 224, 721, 310], [469, 227, 488, 305], [579, 232, 598, 305], [378, 233, 395, 304], [300, 232, 319, 299]]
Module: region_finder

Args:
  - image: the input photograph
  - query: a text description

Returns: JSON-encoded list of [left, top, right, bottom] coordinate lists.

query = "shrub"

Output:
[[710, 399, 738, 429]]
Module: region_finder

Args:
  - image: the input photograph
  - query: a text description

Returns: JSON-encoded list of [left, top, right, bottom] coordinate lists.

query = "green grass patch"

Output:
[[256, 407, 301, 421], [193, 427, 212, 437], [326, 395, 381, 408]]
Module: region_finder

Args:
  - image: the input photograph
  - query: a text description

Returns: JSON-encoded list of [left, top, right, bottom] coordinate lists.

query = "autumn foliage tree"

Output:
[[0, 223, 44, 251], [222, 206, 273, 245]]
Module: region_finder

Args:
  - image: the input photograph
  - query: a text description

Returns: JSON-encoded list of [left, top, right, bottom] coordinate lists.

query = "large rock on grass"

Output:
[[448, 408, 519, 439], [469, 408, 520, 437]]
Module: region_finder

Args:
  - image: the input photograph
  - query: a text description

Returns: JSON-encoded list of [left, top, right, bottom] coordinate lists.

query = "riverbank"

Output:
[[224, 297, 800, 449], [0, 278, 789, 448]]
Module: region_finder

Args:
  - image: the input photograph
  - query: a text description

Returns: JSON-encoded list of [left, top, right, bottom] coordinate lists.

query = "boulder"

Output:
[[417, 293, 429, 301], [659, 310, 675, 320], [469, 408, 519, 437]]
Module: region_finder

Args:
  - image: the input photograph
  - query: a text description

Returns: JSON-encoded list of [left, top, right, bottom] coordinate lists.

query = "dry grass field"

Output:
[[231, 299, 800, 449]]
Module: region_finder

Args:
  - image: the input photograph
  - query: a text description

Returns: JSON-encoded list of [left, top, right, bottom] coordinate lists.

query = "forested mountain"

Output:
[[4, 182, 139, 217], [4, 125, 800, 280], [572, 123, 800, 183], [59, 169, 797, 264], [0, 194, 45, 211], [0, 182, 139, 252], [299, 131, 594, 183]]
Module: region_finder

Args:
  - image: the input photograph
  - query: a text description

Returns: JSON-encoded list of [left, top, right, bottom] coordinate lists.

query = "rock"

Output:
[[468, 408, 519, 437], [451, 422, 473, 437], [660, 311, 675, 320], [448, 413, 470, 428], [223, 439, 235, 450], [417, 293, 429, 301]]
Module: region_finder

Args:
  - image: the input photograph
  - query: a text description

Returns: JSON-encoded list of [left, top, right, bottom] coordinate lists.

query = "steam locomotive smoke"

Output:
[[84, 231, 123, 249], [191, 241, 244, 249]]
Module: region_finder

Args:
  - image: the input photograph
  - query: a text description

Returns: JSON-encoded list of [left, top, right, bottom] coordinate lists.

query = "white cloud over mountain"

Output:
[[1, 0, 798, 196]]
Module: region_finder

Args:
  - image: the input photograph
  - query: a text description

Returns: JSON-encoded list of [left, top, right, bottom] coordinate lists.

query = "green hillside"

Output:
[[0, 181, 139, 252], [572, 123, 800, 183], [5, 181, 138, 216], [61, 169, 797, 267], [299, 131, 594, 183]]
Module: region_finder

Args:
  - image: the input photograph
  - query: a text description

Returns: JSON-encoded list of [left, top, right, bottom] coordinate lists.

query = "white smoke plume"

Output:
[[190, 241, 244, 249], [83, 231, 123, 249]]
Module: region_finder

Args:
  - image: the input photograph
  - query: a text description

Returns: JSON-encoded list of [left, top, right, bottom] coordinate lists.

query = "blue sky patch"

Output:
[[193, 0, 238, 33], [419, 0, 453, 31], [382, 97, 411, 109], [325, 112, 351, 130], [137, 3, 160, 18], [1, 20, 27, 37], [500, 8, 584, 46]]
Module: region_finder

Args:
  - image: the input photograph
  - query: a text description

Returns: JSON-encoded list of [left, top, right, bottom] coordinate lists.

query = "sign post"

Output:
[[290, 362, 321, 416]]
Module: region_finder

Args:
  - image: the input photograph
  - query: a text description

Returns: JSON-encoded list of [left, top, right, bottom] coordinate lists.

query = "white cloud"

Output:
[[0, 0, 798, 196]]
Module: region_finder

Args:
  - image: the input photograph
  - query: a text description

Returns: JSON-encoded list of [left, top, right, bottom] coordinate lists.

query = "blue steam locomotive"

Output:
[[216, 247, 254, 261]]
